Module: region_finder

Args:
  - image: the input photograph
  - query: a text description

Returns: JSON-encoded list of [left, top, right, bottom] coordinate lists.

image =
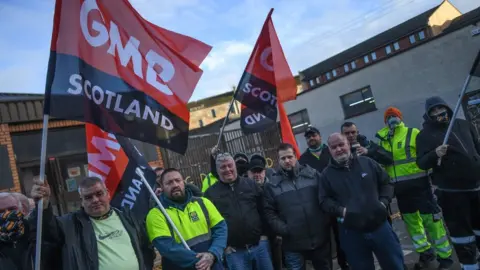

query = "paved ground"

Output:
[[326, 199, 463, 270]]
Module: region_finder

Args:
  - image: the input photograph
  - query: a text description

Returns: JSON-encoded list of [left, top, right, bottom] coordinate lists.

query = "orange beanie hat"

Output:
[[384, 107, 402, 123]]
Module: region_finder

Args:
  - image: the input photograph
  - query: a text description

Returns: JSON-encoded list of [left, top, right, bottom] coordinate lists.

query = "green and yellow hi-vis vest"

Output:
[[201, 172, 218, 193], [375, 122, 427, 182]]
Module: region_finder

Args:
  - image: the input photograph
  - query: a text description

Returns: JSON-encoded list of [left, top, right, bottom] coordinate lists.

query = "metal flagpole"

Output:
[[135, 168, 190, 250], [34, 114, 50, 270], [215, 92, 239, 148], [437, 74, 472, 166]]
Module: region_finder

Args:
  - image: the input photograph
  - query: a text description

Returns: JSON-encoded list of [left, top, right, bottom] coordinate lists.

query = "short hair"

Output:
[[327, 132, 348, 146], [154, 167, 164, 173], [341, 121, 356, 131], [215, 152, 234, 170], [277, 143, 293, 153], [78, 177, 105, 194], [159, 168, 181, 185]]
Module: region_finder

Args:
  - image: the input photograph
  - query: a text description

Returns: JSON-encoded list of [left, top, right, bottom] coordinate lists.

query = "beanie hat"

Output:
[[384, 107, 402, 123]]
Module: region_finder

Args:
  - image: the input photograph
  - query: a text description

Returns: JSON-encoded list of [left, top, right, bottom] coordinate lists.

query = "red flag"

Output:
[[44, 0, 212, 154], [86, 123, 157, 219], [236, 8, 300, 155], [279, 103, 300, 158]]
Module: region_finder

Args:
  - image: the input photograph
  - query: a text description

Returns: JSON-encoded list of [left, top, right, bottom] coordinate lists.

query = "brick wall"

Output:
[[0, 124, 20, 192]]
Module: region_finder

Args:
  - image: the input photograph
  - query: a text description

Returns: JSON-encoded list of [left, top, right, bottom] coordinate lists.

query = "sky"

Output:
[[0, 0, 478, 101]]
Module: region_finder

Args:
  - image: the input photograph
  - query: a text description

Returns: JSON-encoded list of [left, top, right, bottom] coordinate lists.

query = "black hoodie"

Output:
[[416, 96, 480, 190]]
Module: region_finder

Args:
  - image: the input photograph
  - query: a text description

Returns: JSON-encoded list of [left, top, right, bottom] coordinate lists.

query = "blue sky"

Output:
[[0, 0, 478, 101]]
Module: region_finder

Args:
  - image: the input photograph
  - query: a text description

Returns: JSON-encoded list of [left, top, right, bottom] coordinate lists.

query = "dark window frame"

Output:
[[199, 119, 204, 127], [287, 109, 311, 135], [340, 86, 377, 119]]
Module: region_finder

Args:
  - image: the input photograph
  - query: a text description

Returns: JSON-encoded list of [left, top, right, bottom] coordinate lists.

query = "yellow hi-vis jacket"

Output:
[[375, 122, 427, 182], [201, 173, 218, 193]]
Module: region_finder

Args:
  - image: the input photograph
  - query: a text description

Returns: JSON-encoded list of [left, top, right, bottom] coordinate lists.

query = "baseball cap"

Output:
[[304, 126, 320, 137], [249, 158, 266, 171]]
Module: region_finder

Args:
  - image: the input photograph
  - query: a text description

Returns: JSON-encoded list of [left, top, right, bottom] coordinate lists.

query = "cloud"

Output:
[[0, 0, 478, 101]]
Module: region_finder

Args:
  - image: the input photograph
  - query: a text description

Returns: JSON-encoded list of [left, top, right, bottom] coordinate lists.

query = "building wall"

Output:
[[225, 24, 480, 152], [189, 101, 241, 129], [428, 1, 461, 36], [0, 124, 20, 192]]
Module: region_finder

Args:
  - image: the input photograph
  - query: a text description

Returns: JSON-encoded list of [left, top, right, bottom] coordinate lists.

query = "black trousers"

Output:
[[331, 217, 348, 268], [437, 190, 480, 267]]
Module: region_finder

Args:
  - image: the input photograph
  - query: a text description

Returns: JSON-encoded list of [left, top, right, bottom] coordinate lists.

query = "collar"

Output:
[[89, 208, 114, 220]]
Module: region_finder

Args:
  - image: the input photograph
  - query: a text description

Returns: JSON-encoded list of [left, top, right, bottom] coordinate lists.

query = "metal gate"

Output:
[[162, 126, 281, 187]]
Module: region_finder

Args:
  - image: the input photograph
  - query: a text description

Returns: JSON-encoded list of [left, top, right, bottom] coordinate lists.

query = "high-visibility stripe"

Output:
[[186, 232, 211, 247], [450, 235, 475, 244], [436, 186, 480, 192], [473, 230, 480, 236], [460, 264, 478, 270], [393, 157, 416, 165], [434, 235, 449, 245], [405, 128, 413, 160], [412, 234, 427, 242], [436, 245, 452, 253]]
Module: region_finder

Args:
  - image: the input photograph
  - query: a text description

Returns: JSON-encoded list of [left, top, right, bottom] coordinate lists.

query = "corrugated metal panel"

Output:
[[0, 93, 44, 124]]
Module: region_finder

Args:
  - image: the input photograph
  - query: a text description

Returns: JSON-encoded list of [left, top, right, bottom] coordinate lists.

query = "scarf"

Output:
[[0, 210, 25, 243]]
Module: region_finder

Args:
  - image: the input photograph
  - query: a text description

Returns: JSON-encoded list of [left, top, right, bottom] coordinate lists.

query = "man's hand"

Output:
[[195, 252, 215, 270], [435, 145, 448, 158], [210, 145, 220, 156], [356, 146, 368, 156], [30, 176, 51, 208]]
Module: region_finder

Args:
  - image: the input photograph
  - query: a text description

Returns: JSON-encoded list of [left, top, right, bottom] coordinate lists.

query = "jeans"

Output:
[[339, 220, 404, 270], [225, 239, 274, 270], [283, 242, 332, 270]]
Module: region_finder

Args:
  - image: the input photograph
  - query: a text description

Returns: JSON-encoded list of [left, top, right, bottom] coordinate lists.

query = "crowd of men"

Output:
[[1, 95, 480, 270]]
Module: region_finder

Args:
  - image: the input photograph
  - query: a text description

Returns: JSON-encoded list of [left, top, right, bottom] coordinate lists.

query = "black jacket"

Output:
[[263, 164, 330, 252], [416, 96, 480, 190], [299, 145, 331, 173], [30, 206, 154, 270], [204, 177, 263, 248], [0, 223, 57, 270], [319, 155, 394, 232], [357, 134, 393, 165]]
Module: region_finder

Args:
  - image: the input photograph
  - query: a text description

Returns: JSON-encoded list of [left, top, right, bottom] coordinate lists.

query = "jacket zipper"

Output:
[[452, 132, 468, 153], [291, 176, 313, 246], [230, 184, 244, 231]]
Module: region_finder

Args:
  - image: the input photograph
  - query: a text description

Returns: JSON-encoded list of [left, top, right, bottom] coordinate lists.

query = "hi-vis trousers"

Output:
[[437, 190, 480, 270]]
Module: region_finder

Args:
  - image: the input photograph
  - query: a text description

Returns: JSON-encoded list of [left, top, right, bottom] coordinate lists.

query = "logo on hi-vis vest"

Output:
[[189, 211, 199, 222]]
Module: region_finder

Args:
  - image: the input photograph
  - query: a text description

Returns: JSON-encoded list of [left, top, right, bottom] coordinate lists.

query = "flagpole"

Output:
[[34, 114, 50, 270], [437, 74, 472, 166], [215, 8, 274, 148], [135, 168, 190, 250]]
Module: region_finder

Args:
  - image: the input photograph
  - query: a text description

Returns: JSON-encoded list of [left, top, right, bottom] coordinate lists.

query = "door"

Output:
[[54, 154, 88, 213]]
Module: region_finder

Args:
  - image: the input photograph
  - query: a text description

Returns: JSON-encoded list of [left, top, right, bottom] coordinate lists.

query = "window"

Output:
[[418, 30, 425, 40], [131, 139, 159, 162], [344, 64, 349, 72], [309, 79, 315, 87], [393, 42, 400, 51], [340, 86, 377, 119], [351, 61, 356, 69], [371, 52, 377, 61], [316, 77, 321, 84], [385, 45, 392, 55], [326, 72, 331, 80], [199, 120, 204, 127], [332, 69, 337, 77], [364, 55, 369, 64], [211, 109, 216, 118], [288, 109, 310, 135], [230, 104, 237, 114], [409, 35, 416, 44]]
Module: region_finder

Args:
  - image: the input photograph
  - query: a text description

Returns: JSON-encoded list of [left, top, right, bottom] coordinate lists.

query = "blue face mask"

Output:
[[387, 117, 401, 129]]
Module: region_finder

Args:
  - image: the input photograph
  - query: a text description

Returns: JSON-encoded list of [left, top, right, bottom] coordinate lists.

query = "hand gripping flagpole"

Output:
[[437, 49, 480, 166], [34, 114, 49, 270], [135, 168, 190, 250]]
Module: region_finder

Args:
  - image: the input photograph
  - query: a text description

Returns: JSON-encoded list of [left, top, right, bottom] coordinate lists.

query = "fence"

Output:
[[162, 126, 282, 187]]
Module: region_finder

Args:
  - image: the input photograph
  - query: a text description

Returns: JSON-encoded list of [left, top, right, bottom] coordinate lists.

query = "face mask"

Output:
[[0, 210, 25, 242], [387, 117, 401, 129], [431, 110, 449, 123], [235, 160, 248, 175]]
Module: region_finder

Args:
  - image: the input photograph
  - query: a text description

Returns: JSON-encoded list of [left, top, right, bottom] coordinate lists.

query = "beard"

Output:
[[334, 153, 350, 163], [169, 189, 185, 202]]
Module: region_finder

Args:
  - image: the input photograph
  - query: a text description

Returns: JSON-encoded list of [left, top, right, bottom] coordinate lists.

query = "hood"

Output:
[[423, 96, 453, 124], [159, 188, 193, 211]]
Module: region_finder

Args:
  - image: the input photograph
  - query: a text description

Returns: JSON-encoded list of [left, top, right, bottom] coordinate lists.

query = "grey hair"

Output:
[[215, 152, 234, 170]]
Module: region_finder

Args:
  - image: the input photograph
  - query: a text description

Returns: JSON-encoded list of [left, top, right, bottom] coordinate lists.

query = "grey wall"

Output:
[[225, 25, 480, 153]]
